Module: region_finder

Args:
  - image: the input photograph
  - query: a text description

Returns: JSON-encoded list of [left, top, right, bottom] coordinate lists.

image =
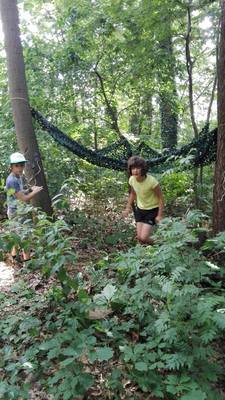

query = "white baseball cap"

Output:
[[9, 152, 28, 164]]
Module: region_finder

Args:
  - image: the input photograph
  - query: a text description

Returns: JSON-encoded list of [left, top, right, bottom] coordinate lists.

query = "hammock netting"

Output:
[[32, 109, 217, 173]]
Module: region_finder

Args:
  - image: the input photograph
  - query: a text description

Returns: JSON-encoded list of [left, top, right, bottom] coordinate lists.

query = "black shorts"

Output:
[[134, 207, 159, 226]]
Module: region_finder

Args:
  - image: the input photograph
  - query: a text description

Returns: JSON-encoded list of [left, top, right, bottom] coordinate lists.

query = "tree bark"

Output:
[[185, 4, 201, 207], [158, 27, 178, 150], [185, 5, 199, 139], [0, 0, 52, 215], [130, 97, 142, 136], [213, 0, 225, 234], [142, 94, 153, 136]]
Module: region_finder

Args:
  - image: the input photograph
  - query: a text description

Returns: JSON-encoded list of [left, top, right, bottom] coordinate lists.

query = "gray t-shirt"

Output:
[[6, 173, 24, 215]]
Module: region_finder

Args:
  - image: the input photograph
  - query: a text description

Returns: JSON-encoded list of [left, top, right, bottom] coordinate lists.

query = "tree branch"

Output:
[[94, 69, 122, 137]]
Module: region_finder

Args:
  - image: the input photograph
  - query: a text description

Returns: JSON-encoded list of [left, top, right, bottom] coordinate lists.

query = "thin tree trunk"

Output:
[[199, 73, 217, 201], [185, 4, 200, 207], [142, 94, 153, 136], [206, 22, 219, 126], [94, 69, 122, 137], [0, 0, 52, 214], [158, 27, 178, 150], [206, 75, 217, 125], [93, 80, 98, 151], [213, 0, 225, 234], [130, 97, 141, 136], [185, 5, 198, 139]]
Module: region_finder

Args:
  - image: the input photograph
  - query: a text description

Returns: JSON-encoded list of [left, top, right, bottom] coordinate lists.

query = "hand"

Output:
[[155, 215, 162, 224], [122, 208, 131, 218], [31, 185, 43, 194]]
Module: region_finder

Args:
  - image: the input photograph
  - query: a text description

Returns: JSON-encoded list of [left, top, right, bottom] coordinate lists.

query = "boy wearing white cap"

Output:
[[6, 152, 43, 262]]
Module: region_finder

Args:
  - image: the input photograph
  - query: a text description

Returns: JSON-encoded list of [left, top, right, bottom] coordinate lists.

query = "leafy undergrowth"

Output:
[[0, 207, 225, 400]]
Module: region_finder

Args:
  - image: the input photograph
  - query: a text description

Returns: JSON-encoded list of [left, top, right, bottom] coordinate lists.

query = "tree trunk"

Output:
[[130, 97, 142, 136], [159, 90, 178, 149], [185, 5, 200, 208], [158, 29, 178, 150], [185, 5, 199, 139], [0, 0, 52, 215], [213, 0, 225, 234], [142, 94, 153, 136]]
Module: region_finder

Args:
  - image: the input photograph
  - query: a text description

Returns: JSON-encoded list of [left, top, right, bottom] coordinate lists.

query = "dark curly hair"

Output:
[[127, 156, 148, 177]]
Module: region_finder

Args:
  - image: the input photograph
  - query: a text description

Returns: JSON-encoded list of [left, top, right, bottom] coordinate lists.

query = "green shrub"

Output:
[[1, 210, 225, 399]]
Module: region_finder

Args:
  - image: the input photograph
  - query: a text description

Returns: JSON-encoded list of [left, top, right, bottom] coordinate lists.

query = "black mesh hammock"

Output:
[[32, 109, 217, 173]]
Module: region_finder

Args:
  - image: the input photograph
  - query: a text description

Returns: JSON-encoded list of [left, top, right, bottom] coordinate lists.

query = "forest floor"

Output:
[[1, 200, 225, 400], [0, 202, 137, 399]]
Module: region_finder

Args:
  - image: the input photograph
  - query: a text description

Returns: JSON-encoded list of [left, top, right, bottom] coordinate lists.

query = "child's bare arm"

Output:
[[122, 188, 136, 217], [153, 184, 164, 222], [15, 186, 43, 203]]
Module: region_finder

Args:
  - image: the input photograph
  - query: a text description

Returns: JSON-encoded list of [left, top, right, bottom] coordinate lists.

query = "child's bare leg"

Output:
[[11, 246, 17, 257], [136, 222, 143, 241], [137, 223, 154, 245], [22, 250, 30, 261]]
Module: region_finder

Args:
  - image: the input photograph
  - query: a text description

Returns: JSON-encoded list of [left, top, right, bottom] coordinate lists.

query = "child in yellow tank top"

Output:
[[122, 156, 164, 245]]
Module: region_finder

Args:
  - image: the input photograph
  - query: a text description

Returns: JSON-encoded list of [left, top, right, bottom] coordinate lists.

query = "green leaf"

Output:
[[47, 370, 65, 385], [102, 284, 117, 301], [213, 313, 225, 329], [95, 347, 114, 361], [63, 390, 74, 400], [39, 339, 59, 351], [78, 373, 93, 389], [78, 289, 89, 303], [181, 390, 207, 400], [62, 348, 78, 357], [60, 357, 75, 367], [47, 347, 61, 360], [19, 317, 40, 332], [135, 362, 148, 371]]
